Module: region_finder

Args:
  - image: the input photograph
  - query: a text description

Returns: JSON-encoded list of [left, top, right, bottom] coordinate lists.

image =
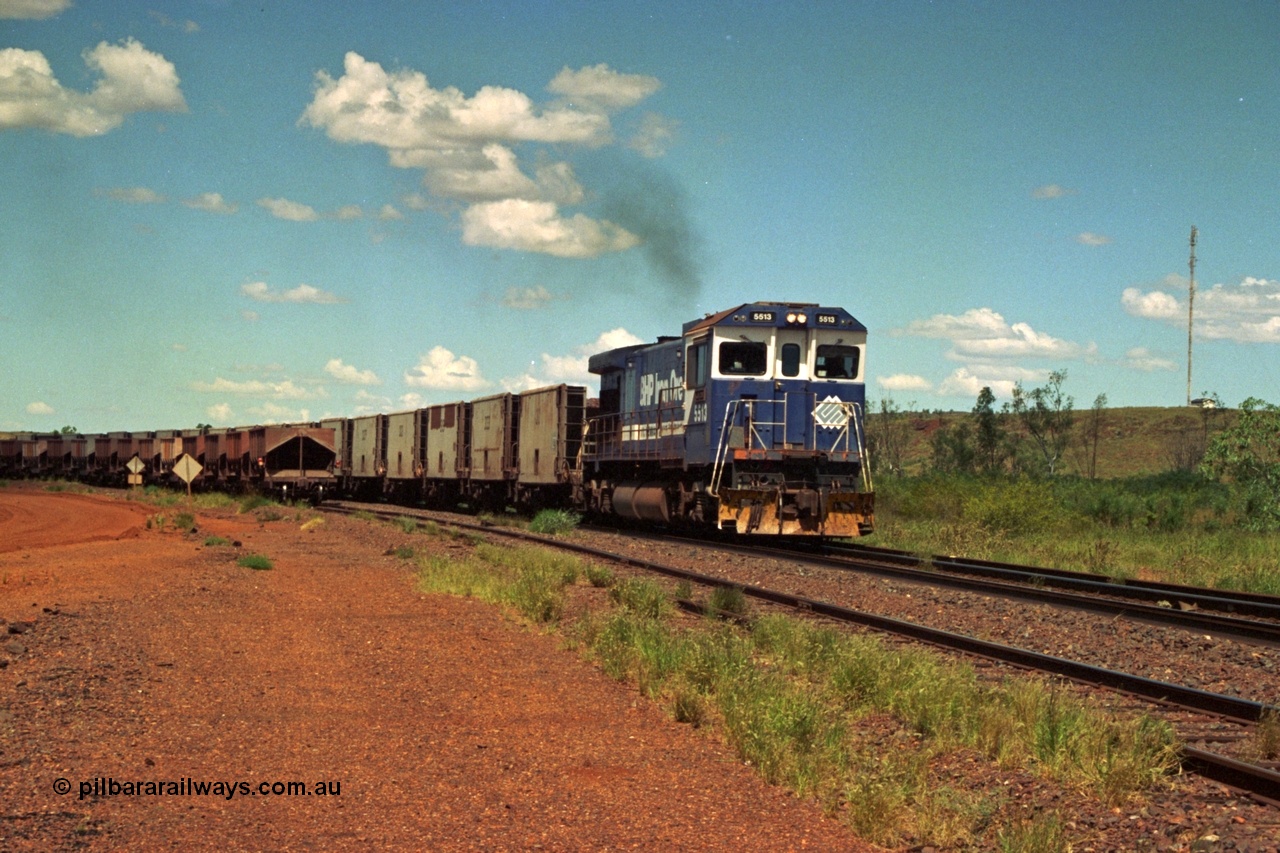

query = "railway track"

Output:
[[323, 501, 1280, 806], [651, 534, 1280, 647]]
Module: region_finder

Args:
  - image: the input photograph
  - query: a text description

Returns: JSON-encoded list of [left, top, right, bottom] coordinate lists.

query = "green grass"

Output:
[[528, 508, 582, 535], [203, 535, 231, 547], [236, 553, 274, 571], [872, 474, 1280, 594], [415, 541, 1180, 849], [707, 585, 749, 616]]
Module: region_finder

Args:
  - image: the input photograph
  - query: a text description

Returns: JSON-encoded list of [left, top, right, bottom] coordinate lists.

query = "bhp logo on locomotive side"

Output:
[[639, 369, 684, 407]]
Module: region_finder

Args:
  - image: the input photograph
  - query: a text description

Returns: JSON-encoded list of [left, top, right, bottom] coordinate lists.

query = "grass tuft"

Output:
[[236, 553, 273, 571], [528, 508, 582, 535]]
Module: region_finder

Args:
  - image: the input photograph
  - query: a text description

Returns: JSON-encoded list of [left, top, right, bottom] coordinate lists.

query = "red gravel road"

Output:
[[0, 488, 878, 851]]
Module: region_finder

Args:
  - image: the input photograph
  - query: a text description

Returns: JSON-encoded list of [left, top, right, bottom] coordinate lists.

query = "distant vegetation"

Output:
[[867, 378, 1280, 592]]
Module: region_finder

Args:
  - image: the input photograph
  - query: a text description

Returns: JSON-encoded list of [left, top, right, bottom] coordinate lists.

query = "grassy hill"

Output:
[[872, 405, 1229, 480]]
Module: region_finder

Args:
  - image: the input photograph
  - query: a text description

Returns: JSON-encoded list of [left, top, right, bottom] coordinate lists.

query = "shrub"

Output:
[[584, 564, 615, 587], [961, 479, 1058, 534], [609, 577, 670, 620], [238, 494, 273, 513], [528, 508, 582, 535], [237, 553, 273, 571], [707, 585, 748, 616]]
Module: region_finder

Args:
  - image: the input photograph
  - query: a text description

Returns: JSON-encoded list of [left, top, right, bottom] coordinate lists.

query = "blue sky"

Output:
[[3, 0, 1278, 432]]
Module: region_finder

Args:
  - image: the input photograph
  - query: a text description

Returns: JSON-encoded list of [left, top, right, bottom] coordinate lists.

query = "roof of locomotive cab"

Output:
[[682, 302, 866, 334], [588, 302, 867, 375]]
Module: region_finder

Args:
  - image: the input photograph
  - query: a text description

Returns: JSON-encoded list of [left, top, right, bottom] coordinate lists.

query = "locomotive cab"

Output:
[[583, 302, 874, 537]]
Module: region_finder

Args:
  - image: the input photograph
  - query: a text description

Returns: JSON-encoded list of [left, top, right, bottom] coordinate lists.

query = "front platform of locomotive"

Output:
[[687, 302, 875, 536]]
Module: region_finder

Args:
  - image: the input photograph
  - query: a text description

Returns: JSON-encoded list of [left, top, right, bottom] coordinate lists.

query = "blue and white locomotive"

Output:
[[578, 302, 874, 536]]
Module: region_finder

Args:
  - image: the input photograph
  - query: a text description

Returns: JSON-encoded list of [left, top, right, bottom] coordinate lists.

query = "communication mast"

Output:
[[1186, 226, 1197, 406]]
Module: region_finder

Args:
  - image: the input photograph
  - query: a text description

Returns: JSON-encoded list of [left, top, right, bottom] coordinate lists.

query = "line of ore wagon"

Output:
[[2, 302, 877, 537]]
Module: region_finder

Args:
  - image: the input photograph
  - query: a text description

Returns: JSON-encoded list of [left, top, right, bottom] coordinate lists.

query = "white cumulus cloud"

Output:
[[206, 402, 233, 423], [324, 358, 381, 386], [299, 53, 663, 259], [25, 400, 54, 415], [1123, 347, 1176, 372], [521, 327, 644, 386], [0, 0, 71, 19], [257, 197, 320, 221], [1122, 276, 1280, 343], [877, 374, 932, 392], [240, 281, 345, 304], [936, 368, 1017, 400], [461, 199, 639, 258], [546, 63, 661, 111], [99, 186, 165, 204], [900, 307, 1094, 360], [403, 346, 489, 391], [183, 192, 238, 214], [0, 39, 186, 136], [189, 377, 326, 401]]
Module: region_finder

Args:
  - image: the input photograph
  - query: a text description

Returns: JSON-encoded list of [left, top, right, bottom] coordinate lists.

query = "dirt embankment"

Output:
[[0, 488, 876, 851]]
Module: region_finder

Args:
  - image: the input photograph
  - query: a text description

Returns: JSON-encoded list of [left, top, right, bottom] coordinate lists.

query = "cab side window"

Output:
[[815, 345, 860, 379], [718, 341, 767, 376], [686, 341, 709, 389]]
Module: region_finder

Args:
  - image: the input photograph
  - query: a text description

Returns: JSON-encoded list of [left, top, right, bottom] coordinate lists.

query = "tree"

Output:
[[1079, 393, 1107, 480], [59, 425, 78, 435], [972, 386, 1010, 475], [1202, 397, 1280, 530], [930, 418, 976, 474], [1010, 370, 1074, 476], [868, 398, 914, 477]]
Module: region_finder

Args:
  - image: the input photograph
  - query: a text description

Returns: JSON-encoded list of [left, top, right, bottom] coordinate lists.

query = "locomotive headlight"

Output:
[[796, 312, 807, 324], [786, 312, 797, 323]]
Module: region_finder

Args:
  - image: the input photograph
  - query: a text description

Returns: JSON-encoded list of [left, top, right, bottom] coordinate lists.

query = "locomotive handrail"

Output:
[[710, 395, 868, 498]]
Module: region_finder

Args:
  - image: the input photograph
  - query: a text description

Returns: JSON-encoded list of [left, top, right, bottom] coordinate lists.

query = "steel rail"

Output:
[[705, 537, 1280, 647], [828, 541, 1280, 619], [325, 502, 1280, 804]]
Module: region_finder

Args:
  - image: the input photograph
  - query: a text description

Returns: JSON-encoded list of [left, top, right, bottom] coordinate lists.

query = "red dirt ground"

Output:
[[0, 487, 880, 851]]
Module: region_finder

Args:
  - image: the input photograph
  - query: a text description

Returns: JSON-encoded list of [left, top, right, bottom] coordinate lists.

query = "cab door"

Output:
[[774, 329, 810, 449]]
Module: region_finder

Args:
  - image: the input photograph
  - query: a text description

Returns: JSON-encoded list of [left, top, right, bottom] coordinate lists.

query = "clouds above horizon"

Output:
[[883, 307, 1100, 402], [0, 0, 71, 19], [403, 346, 489, 392], [900, 307, 1096, 362], [1123, 275, 1280, 343], [0, 38, 186, 136], [300, 52, 664, 259], [240, 281, 346, 304], [324, 358, 381, 386]]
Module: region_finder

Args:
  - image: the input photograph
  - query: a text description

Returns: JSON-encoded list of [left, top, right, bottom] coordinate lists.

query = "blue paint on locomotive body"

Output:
[[585, 302, 869, 480]]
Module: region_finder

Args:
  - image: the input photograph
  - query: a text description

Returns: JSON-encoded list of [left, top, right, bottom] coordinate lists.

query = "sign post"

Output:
[[173, 453, 203, 498], [125, 455, 145, 488]]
